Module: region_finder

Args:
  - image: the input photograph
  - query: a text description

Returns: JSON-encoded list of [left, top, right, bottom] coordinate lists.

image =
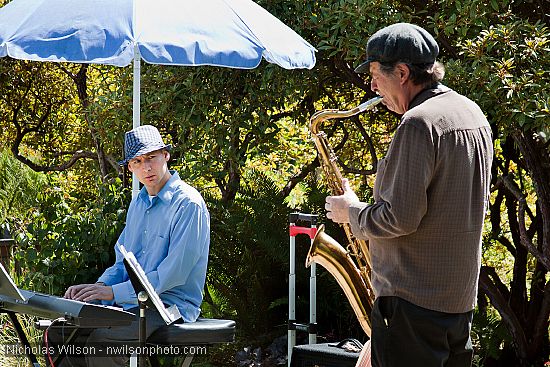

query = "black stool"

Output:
[[145, 318, 236, 367]]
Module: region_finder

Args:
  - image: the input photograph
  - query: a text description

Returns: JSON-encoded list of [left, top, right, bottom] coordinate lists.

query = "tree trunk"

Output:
[[487, 130, 550, 365], [71, 65, 110, 181]]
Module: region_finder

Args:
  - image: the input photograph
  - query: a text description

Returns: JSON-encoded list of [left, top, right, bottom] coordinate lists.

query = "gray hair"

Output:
[[380, 61, 445, 87]]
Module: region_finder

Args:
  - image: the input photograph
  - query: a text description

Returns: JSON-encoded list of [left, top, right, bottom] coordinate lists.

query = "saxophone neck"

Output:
[[309, 96, 383, 135], [356, 96, 383, 113]]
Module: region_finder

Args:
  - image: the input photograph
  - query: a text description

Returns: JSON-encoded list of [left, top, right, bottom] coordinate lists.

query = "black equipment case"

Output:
[[290, 340, 361, 367]]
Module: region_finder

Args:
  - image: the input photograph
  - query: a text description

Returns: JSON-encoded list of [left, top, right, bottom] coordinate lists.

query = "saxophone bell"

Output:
[[306, 225, 372, 336]]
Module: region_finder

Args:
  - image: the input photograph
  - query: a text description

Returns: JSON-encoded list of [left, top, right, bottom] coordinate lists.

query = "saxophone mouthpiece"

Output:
[[357, 96, 383, 113]]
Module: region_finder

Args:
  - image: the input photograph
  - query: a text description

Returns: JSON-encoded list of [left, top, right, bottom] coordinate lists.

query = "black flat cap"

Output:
[[355, 23, 439, 73]]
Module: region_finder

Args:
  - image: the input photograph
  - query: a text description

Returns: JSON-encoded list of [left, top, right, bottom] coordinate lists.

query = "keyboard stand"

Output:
[[4, 310, 40, 367]]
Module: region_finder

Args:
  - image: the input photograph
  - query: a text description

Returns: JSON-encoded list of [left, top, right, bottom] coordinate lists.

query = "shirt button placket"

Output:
[[143, 207, 149, 254], [143, 229, 147, 255]]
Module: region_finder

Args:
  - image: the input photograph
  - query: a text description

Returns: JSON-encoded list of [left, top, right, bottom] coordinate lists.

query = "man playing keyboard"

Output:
[[46, 125, 210, 367]]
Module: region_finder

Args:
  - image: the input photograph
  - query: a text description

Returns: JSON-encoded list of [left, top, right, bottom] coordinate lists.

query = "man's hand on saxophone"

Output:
[[325, 178, 361, 224]]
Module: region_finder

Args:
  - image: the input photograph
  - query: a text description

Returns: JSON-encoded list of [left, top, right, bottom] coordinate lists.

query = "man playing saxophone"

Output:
[[325, 23, 493, 367]]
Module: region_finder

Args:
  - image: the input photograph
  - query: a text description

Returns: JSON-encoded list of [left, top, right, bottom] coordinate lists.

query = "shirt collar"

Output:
[[409, 83, 451, 110], [138, 170, 180, 205]]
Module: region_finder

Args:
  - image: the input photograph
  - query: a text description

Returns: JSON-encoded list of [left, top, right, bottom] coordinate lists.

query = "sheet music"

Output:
[[117, 243, 181, 325]]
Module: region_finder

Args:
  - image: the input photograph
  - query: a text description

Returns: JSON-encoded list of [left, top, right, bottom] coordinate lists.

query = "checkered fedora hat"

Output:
[[119, 125, 172, 166]]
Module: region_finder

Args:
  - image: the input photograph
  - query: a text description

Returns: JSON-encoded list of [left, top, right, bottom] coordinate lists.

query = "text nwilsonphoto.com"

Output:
[[1, 343, 208, 357]]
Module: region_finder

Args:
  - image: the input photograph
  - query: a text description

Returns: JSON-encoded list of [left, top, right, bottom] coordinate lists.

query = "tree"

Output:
[[0, 59, 123, 181], [1, 0, 549, 364], [456, 20, 550, 365]]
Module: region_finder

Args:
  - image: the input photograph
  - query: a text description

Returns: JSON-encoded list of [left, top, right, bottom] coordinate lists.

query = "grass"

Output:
[[0, 313, 46, 367]]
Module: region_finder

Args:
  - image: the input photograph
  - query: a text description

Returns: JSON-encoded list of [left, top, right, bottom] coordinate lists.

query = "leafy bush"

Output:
[[203, 170, 291, 336], [0, 149, 48, 227], [12, 180, 129, 295], [203, 171, 366, 343], [471, 305, 512, 366]]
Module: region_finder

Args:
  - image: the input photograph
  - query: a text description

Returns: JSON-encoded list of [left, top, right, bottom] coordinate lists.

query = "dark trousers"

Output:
[[371, 296, 473, 367]]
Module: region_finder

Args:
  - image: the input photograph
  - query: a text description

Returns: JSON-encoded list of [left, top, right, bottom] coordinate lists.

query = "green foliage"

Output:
[[0, 313, 45, 367], [471, 306, 513, 364], [314, 0, 400, 60], [1, 0, 549, 364], [138, 63, 315, 202], [0, 149, 48, 225], [0, 60, 85, 163], [202, 171, 366, 341], [456, 19, 549, 136], [203, 170, 290, 335], [444, 10, 550, 367], [422, 0, 512, 39], [12, 180, 129, 295]]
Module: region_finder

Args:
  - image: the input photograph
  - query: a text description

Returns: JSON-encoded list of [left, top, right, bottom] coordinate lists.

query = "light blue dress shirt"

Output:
[[98, 171, 210, 322]]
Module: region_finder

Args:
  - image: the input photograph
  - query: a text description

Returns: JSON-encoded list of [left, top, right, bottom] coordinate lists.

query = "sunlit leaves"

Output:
[[457, 20, 549, 133]]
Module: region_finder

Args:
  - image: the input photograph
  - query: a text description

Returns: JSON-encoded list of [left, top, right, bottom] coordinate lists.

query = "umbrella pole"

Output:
[[132, 44, 141, 198]]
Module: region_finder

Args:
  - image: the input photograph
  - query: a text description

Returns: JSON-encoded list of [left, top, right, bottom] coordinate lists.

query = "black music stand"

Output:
[[117, 244, 182, 367]]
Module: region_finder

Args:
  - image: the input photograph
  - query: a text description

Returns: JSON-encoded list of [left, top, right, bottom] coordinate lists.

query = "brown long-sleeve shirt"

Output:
[[349, 85, 493, 313]]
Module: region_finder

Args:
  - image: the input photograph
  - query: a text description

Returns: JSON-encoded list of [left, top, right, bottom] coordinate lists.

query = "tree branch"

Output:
[[282, 158, 319, 197], [333, 56, 374, 93], [478, 266, 528, 361], [9, 78, 99, 173], [12, 148, 97, 172], [530, 279, 550, 357], [499, 175, 550, 270], [511, 130, 550, 261]]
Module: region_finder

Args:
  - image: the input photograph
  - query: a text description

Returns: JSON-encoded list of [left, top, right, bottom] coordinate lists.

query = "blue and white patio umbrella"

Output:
[[0, 0, 316, 194]]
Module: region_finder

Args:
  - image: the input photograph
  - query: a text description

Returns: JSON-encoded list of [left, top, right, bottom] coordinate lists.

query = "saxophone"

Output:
[[305, 96, 382, 337]]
